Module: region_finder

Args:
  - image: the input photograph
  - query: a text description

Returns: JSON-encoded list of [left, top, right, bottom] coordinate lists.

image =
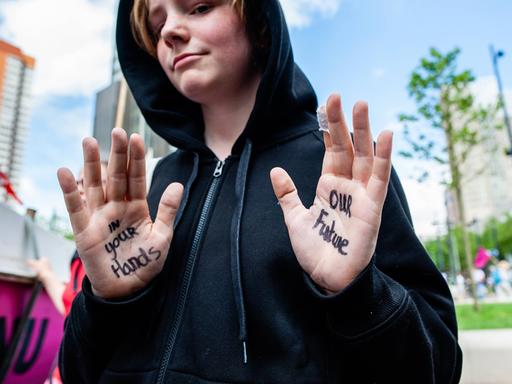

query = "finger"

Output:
[[322, 94, 354, 177], [270, 167, 305, 224], [321, 131, 332, 173], [154, 182, 184, 235], [127, 133, 147, 201], [57, 167, 90, 234], [83, 138, 105, 210], [106, 128, 129, 201], [367, 131, 393, 207], [352, 101, 374, 186]]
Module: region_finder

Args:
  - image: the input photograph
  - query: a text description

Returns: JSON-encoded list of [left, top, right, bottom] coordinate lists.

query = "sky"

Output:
[[0, 0, 511, 238]]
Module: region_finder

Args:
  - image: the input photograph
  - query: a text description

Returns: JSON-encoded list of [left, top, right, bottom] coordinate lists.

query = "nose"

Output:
[[160, 13, 190, 49]]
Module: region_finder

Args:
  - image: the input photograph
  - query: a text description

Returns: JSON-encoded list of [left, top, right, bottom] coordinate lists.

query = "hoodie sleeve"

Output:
[[59, 277, 160, 383], [305, 168, 462, 383]]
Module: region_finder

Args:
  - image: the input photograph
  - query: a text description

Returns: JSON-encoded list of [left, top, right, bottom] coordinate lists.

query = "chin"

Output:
[[178, 79, 216, 104]]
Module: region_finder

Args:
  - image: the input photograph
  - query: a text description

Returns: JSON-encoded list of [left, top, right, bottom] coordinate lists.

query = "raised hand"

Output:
[[270, 94, 393, 294], [57, 128, 183, 299]]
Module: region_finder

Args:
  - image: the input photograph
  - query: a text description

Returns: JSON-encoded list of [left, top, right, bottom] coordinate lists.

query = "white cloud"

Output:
[[371, 67, 386, 79], [0, 0, 117, 99], [472, 75, 512, 109], [401, 178, 446, 239], [472, 76, 499, 105], [280, 0, 342, 28], [380, 120, 401, 135], [381, 120, 448, 239], [19, 175, 68, 221], [36, 97, 93, 141], [394, 164, 446, 240]]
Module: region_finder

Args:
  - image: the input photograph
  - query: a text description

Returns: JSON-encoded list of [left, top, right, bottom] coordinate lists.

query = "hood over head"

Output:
[[116, 0, 318, 155]]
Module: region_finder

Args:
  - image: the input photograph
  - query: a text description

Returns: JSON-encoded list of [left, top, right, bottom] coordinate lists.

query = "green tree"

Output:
[[425, 214, 512, 277], [399, 47, 501, 310], [36, 209, 74, 240]]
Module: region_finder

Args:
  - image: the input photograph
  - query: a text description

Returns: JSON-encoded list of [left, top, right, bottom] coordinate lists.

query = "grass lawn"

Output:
[[456, 303, 512, 330]]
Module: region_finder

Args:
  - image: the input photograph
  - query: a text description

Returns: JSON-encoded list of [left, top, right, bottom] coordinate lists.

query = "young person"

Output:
[[57, 0, 462, 382]]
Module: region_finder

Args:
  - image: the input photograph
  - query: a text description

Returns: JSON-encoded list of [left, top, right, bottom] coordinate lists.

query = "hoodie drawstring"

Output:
[[173, 153, 199, 231], [230, 140, 253, 364], [175, 147, 252, 365]]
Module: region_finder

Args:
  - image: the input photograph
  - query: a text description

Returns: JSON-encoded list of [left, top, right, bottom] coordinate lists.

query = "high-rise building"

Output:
[[461, 117, 512, 222], [93, 2, 173, 163], [92, 77, 173, 161], [448, 106, 512, 229], [0, 40, 35, 202]]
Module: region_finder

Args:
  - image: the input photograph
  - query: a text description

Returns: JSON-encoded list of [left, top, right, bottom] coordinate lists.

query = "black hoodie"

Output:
[[59, 0, 462, 382]]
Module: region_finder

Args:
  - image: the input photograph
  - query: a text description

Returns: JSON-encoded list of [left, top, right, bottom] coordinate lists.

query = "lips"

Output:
[[173, 53, 203, 69]]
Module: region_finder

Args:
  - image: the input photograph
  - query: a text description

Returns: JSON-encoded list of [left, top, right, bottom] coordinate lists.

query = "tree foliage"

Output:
[[426, 214, 512, 274], [398, 47, 501, 186], [399, 47, 502, 310]]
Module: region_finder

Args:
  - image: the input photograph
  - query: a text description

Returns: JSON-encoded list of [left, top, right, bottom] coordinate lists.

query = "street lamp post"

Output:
[[489, 45, 512, 156]]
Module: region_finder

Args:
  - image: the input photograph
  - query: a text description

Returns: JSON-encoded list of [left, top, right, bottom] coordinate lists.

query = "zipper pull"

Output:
[[213, 160, 225, 177]]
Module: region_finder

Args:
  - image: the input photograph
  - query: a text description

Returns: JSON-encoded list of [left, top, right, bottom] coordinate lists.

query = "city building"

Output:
[[448, 105, 512, 229], [0, 40, 35, 203], [93, 20, 173, 162], [92, 77, 173, 161]]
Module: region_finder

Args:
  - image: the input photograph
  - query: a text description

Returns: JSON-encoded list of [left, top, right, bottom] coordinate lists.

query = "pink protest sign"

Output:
[[0, 278, 64, 384], [474, 246, 491, 269]]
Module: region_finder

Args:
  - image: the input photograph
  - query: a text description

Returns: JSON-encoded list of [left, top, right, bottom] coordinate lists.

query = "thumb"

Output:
[[270, 167, 305, 223], [154, 182, 184, 235]]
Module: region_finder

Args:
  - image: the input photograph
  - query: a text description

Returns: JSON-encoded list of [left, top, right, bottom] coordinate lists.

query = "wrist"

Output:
[[321, 287, 339, 296], [309, 256, 374, 295], [310, 267, 360, 295], [39, 270, 54, 284], [90, 284, 104, 298]]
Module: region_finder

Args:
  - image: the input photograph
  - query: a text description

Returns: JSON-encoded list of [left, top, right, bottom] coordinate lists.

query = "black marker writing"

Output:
[[329, 190, 352, 218], [313, 209, 349, 255], [104, 227, 139, 258], [108, 219, 121, 233], [149, 246, 161, 260], [111, 246, 162, 278]]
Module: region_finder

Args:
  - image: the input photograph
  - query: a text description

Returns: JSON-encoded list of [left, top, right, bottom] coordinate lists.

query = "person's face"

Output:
[[148, 0, 256, 104], [76, 164, 107, 207]]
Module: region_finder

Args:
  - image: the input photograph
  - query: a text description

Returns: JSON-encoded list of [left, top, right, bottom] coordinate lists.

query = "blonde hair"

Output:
[[130, 0, 245, 58]]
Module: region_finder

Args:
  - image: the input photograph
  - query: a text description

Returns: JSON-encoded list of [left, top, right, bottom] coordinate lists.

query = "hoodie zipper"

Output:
[[156, 159, 225, 384]]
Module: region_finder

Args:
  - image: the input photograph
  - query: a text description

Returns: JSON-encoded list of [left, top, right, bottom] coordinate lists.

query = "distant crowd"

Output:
[[448, 247, 512, 301]]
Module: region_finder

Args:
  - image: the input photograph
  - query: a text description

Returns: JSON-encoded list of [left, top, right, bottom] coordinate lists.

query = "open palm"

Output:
[[58, 128, 183, 299], [270, 94, 393, 294]]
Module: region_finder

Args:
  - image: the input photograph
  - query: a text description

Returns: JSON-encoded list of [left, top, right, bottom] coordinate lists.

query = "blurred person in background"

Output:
[[455, 272, 467, 301], [472, 267, 487, 299], [495, 260, 512, 299]]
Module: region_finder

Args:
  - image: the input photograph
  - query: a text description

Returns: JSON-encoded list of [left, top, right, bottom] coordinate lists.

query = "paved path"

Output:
[[460, 329, 512, 384], [456, 297, 512, 305]]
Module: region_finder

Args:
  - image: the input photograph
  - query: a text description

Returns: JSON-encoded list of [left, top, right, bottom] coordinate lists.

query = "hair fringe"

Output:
[[130, 0, 246, 58]]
